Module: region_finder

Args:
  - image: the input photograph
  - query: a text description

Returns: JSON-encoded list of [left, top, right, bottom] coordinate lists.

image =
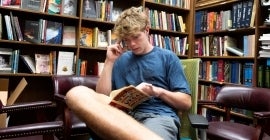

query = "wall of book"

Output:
[[194, 0, 270, 124], [0, 0, 195, 107]]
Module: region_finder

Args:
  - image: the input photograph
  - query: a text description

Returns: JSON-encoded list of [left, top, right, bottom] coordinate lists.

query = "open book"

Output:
[[109, 85, 150, 112]]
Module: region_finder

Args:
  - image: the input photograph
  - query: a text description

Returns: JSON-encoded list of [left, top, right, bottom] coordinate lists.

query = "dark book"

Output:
[[82, 0, 96, 18], [61, 0, 77, 16], [24, 19, 42, 43], [265, 66, 270, 88], [9, 12, 17, 41], [21, 0, 42, 11], [45, 20, 63, 44], [13, 16, 23, 41]]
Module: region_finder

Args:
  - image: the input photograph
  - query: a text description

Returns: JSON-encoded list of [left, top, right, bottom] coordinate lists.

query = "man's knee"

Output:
[[66, 86, 95, 104]]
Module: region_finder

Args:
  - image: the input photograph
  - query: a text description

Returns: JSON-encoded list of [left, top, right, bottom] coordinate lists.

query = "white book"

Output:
[[226, 46, 244, 56], [57, 51, 74, 75]]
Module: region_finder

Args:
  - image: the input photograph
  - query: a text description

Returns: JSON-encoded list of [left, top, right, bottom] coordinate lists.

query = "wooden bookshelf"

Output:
[[194, 0, 268, 123]]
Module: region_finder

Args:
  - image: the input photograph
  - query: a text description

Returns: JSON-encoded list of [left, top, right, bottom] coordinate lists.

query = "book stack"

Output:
[[259, 34, 270, 58]]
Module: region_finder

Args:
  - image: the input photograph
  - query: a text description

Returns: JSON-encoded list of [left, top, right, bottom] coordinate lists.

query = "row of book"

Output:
[[195, 0, 255, 33], [0, 48, 75, 75], [194, 35, 255, 57], [199, 60, 254, 86], [79, 27, 116, 48], [149, 34, 188, 55], [145, 7, 186, 32], [1, 0, 78, 16], [82, 0, 121, 22], [0, 12, 78, 45], [147, 0, 190, 9]]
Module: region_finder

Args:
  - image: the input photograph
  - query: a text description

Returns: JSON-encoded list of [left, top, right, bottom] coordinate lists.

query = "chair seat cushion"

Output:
[[207, 121, 259, 140]]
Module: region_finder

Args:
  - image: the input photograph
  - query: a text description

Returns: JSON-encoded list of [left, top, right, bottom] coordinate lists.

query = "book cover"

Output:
[[56, 51, 74, 75], [47, 0, 62, 14], [24, 19, 42, 43], [13, 16, 23, 41], [0, 48, 12, 73], [80, 27, 93, 47], [45, 20, 63, 44], [35, 53, 50, 74], [97, 30, 108, 47], [109, 85, 150, 112], [4, 15, 14, 40], [61, 0, 77, 16], [20, 55, 36, 73], [111, 7, 122, 22], [62, 25, 76, 45], [1, 0, 21, 8], [82, 0, 96, 18], [21, 0, 42, 11]]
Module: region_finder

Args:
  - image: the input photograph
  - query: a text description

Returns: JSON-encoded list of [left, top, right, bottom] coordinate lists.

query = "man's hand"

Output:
[[106, 41, 125, 62], [136, 82, 162, 97]]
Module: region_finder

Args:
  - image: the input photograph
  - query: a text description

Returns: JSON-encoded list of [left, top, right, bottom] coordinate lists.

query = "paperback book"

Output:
[[109, 85, 150, 112]]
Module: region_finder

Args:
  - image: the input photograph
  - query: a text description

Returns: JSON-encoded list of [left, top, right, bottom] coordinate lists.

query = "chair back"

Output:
[[53, 75, 99, 96], [216, 86, 270, 136], [179, 58, 200, 140]]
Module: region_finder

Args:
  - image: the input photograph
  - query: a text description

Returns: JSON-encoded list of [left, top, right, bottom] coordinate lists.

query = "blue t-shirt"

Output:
[[112, 46, 190, 120]]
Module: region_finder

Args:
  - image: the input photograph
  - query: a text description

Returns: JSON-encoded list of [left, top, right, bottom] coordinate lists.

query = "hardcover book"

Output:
[[24, 19, 42, 43], [62, 25, 76, 45], [20, 55, 36, 73], [56, 51, 74, 75], [80, 27, 93, 47], [82, 0, 96, 18], [45, 20, 63, 44], [61, 0, 77, 16], [1, 0, 21, 8], [109, 85, 150, 112], [21, 0, 42, 11], [35, 54, 50, 74], [0, 48, 12, 73], [47, 0, 62, 14]]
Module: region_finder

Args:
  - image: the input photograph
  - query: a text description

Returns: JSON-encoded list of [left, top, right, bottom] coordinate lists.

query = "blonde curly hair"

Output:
[[113, 6, 150, 40]]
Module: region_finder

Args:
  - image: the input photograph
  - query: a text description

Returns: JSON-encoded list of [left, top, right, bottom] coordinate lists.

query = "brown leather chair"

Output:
[[52, 75, 100, 140], [0, 100, 63, 140], [194, 86, 270, 140]]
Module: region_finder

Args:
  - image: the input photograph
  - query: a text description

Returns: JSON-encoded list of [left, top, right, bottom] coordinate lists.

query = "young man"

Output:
[[66, 7, 191, 140]]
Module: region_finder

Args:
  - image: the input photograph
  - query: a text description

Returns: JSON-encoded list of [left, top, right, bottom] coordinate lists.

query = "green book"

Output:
[[265, 66, 270, 88], [257, 65, 264, 87]]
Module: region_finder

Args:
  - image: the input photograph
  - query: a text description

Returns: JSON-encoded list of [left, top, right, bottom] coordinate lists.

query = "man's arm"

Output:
[[96, 43, 124, 95], [66, 86, 163, 140], [137, 83, 192, 111]]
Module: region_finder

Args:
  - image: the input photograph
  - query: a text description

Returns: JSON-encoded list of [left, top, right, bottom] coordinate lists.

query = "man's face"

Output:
[[122, 30, 149, 55]]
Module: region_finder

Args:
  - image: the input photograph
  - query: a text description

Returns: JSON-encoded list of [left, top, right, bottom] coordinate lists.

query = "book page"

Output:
[[110, 85, 150, 110]]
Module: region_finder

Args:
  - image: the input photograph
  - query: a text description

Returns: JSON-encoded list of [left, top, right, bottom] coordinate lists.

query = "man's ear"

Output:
[[145, 26, 150, 34]]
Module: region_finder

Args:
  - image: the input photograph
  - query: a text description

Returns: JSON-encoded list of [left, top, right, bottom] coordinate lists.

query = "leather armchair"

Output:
[[52, 75, 100, 140], [190, 85, 270, 140], [0, 100, 63, 140]]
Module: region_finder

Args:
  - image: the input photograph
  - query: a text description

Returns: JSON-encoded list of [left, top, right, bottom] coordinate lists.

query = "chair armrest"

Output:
[[198, 100, 218, 106], [54, 94, 66, 102], [254, 111, 270, 119], [188, 114, 208, 129], [0, 100, 55, 114]]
